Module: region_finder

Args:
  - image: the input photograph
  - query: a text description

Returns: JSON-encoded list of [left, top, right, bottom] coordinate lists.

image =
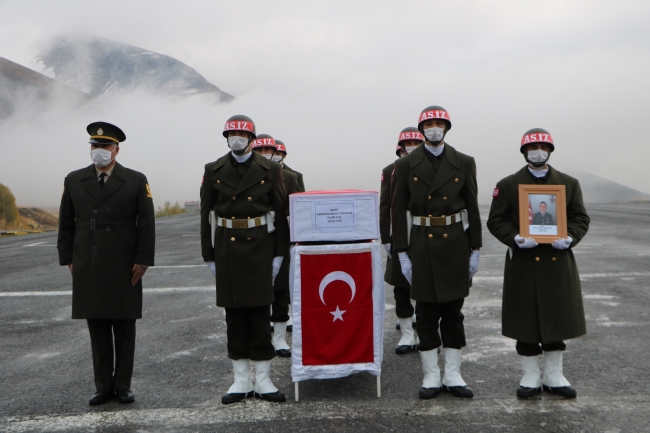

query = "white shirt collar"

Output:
[[231, 151, 252, 163], [528, 166, 549, 178], [95, 164, 115, 178], [424, 142, 444, 157]]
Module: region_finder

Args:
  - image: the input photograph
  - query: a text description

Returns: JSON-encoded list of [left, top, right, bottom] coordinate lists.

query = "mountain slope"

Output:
[[36, 33, 234, 102], [570, 171, 650, 203], [0, 56, 92, 119]]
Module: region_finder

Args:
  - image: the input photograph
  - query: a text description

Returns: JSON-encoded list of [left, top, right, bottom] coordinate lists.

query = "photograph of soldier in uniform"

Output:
[[529, 194, 558, 235]]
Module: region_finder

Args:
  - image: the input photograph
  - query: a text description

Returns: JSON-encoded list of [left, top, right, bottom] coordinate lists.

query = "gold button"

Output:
[[552, 257, 557, 262], [455, 178, 459, 183], [247, 216, 251, 220], [247, 197, 252, 201], [442, 197, 447, 201], [428, 234, 433, 238], [414, 177, 418, 182], [443, 234, 448, 239], [247, 237, 252, 241], [232, 216, 236, 220], [232, 196, 236, 200], [428, 195, 431, 199], [230, 237, 235, 242], [428, 214, 432, 217], [260, 180, 265, 184], [217, 180, 221, 184], [535, 257, 540, 262]]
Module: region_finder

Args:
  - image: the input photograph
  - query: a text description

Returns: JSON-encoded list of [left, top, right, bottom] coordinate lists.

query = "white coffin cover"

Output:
[[290, 242, 385, 382], [289, 190, 379, 243]]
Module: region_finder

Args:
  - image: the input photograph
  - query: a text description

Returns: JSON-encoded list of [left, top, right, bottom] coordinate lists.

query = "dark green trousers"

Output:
[[87, 319, 136, 393], [416, 299, 466, 351], [225, 306, 276, 361]]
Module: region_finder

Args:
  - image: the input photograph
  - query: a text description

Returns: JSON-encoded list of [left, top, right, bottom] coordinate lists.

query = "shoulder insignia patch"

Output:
[[492, 188, 500, 198], [201, 175, 205, 186], [146, 184, 153, 198], [381, 173, 384, 183], [391, 167, 396, 177]]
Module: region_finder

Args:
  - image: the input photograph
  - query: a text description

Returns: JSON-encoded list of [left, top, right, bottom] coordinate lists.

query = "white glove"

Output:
[[469, 250, 480, 280], [206, 261, 216, 276], [514, 235, 538, 249], [552, 236, 573, 250], [272, 256, 284, 285], [398, 252, 412, 285], [383, 243, 392, 258]]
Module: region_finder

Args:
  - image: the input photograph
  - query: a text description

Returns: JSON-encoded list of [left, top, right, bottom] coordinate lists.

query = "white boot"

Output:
[[420, 349, 441, 388], [519, 355, 542, 388], [272, 322, 291, 352], [442, 348, 467, 387], [254, 360, 278, 395], [397, 316, 419, 346], [227, 359, 253, 394], [542, 351, 571, 387]]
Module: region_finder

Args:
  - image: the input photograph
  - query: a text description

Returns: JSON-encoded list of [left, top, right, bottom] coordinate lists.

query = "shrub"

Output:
[[155, 201, 185, 218]]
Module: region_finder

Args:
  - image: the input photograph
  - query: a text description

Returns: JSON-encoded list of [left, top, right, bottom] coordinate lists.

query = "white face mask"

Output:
[[90, 148, 114, 167], [424, 127, 445, 143], [404, 145, 418, 154], [260, 152, 272, 160], [228, 136, 249, 154], [527, 149, 549, 163], [272, 155, 283, 163]]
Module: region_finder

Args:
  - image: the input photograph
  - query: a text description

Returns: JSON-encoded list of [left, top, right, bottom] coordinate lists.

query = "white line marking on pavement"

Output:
[[1, 271, 647, 298], [22, 242, 56, 247], [182, 234, 201, 237]]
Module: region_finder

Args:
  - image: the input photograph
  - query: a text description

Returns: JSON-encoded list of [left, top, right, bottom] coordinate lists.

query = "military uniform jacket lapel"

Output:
[[428, 144, 460, 195], [80, 165, 101, 200], [233, 152, 268, 196], [410, 146, 435, 188], [95, 162, 127, 205]]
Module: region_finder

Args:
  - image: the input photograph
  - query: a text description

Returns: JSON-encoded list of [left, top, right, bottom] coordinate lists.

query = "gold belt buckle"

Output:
[[431, 217, 445, 227], [232, 219, 248, 229]]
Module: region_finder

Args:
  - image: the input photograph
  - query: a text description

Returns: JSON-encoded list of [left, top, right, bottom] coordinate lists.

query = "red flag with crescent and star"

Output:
[[300, 251, 374, 365], [528, 199, 534, 223]]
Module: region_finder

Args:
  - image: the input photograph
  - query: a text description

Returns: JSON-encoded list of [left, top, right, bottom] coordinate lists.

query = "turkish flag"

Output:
[[300, 251, 374, 365], [528, 199, 533, 223]]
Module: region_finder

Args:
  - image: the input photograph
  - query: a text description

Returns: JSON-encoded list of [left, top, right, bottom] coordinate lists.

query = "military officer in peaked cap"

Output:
[[487, 128, 590, 399], [201, 115, 290, 404], [58, 122, 155, 405], [391, 106, 482, 400], [380, 127, 424, 354], [251, 134, 301, 357]]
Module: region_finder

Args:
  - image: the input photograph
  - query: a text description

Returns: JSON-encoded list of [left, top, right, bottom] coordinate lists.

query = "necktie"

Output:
[[99, 173, 107, 188]]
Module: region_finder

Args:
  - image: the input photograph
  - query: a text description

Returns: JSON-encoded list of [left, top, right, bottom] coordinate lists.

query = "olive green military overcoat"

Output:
[[487, 166, 590, 343], [283, 164, 305, 192], [58, 162, 155, 319], [391, 144, 482, 303], [380, 162, 410, 289], [273, 169, 301, 293], [200, 151, 289, 308]]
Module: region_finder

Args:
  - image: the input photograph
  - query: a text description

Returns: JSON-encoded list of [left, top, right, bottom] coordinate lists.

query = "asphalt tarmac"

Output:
[[1, 203, 649, 432]]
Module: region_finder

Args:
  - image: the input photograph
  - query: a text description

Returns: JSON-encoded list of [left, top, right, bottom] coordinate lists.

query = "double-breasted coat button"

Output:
[[414, 177, 418, 182], [231, 237, 236, 242], [106, 209, 110, 213], [535, 257, 540, 262], [106, 228, 110, 232], [93, 209, 97, 214], [92, 246, 97, 251], [248, 197, 252, 201], [105, 246, 110, 251], [443, 234, 448, 239], [442, 197, 447, 201], [232, 216, 236, 219], [552, 257, 557, 262], [232, 196, 236, 200], [260, 180, 265, 184], [247, 237, 252, 241], [455, 178, 459, 182], [428, 195, 432, 199], [217, 180, 221, 184], [247, 216, 251, 220]]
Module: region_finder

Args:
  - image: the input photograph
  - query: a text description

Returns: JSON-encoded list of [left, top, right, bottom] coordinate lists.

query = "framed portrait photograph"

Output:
[[518, 184, 567, 244]]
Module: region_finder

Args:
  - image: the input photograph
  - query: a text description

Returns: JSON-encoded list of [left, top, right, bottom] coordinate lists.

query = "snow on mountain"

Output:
[[35, 33, 234, 102]]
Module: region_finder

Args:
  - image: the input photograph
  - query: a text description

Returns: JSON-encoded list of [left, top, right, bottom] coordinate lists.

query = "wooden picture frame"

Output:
[[518, 184, 567, 244]]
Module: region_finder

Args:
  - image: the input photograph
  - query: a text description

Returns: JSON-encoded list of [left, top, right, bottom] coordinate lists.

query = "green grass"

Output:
[[155, 201, 186, 218]]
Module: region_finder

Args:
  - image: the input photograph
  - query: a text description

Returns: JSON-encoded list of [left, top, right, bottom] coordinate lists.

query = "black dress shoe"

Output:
[[418, 387, 441, 399], [287, 324, 293, 333], [276, 349, 291, 358], [89, 391, 113, 406], [254, 391, 286, 402], [543, 385, 577, 398], [517, 386, 542, 398], [116, 390, 135, 404], [443, 385, 474, 398], [395, 345, 417, 355], [221, 391, 253, 405], [396, 322, 401, 330]]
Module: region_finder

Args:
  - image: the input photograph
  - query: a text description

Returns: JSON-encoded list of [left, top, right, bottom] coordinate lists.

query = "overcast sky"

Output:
[[1, 0, 649, 207]]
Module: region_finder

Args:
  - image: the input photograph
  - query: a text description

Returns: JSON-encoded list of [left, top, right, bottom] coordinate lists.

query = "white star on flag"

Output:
[[330, 305, 346, 322]]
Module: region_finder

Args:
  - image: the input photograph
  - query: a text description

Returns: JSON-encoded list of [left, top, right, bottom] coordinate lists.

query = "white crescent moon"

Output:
[[319, 271, 356, 305]]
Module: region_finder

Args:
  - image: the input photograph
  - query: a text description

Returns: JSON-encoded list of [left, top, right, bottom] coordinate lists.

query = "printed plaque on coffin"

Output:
[[313, 202, 355, 232]]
